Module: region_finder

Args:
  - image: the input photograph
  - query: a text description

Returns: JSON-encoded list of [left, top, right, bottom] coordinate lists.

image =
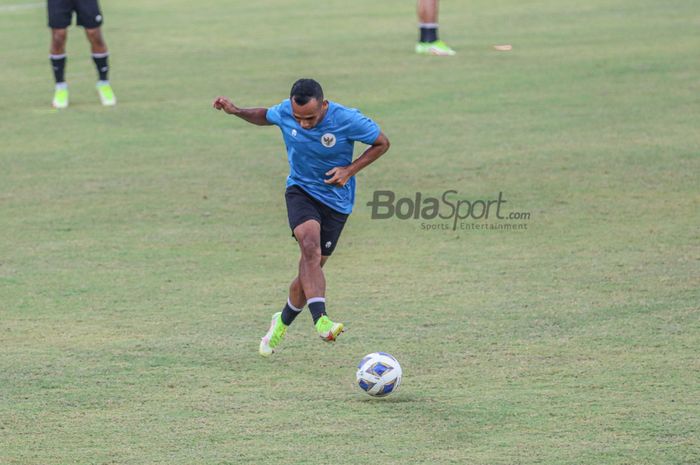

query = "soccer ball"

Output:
[[356, 352, 402, 397]]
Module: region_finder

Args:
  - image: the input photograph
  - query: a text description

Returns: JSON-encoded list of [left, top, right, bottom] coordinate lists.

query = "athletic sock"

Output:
[[307, 297, 326, 325], [92, 52, 109, 81], [419, 23, 439, 43], [280, 298, 303, 326], [50, 54, 66, 84]]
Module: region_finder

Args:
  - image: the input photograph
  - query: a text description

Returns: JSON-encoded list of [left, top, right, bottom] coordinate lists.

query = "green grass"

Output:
[[1, 0, 699, 464]]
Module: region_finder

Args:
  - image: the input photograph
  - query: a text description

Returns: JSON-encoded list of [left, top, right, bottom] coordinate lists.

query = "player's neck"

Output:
[[316, 103, 330, 127]]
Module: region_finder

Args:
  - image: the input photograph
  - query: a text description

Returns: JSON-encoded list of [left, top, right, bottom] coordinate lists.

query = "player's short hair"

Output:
[[290, 78, 324, 106]]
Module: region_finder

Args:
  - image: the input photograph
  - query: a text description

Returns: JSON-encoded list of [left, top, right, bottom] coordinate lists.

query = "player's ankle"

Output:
[[308, 297, 326, 324], [280, 298, 303, 326]]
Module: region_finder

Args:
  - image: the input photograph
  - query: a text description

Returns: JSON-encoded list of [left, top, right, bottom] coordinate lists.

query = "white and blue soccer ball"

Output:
[[356, 352, 402, 397]]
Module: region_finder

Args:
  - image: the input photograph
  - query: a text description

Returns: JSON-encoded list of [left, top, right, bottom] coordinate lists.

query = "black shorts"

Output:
[[285, 185, 349, 257], [48, 0, 103, 29]]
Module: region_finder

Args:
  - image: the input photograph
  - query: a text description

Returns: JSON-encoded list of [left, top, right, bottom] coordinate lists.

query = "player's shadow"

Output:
[[352, 392, 418, 403]]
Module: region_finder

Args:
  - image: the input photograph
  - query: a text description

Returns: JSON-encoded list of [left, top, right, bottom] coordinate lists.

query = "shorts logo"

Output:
[[325, 241, 332, 249], [96, 15, 102, 22], [321, 133, 336, 148]]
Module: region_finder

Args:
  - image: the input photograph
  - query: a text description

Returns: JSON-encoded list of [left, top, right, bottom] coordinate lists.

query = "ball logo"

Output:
[[321, 133, 336, 148]]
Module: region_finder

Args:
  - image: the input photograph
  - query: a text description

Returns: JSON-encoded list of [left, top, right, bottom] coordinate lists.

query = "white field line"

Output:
[[0, 2, 44, 13]]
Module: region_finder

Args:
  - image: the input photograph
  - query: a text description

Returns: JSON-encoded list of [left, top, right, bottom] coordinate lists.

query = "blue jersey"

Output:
[[266, 99, 381, 214]]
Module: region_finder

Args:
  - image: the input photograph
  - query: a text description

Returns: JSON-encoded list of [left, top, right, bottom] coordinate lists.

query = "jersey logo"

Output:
[[291, 129, 297, 137], [321, 133, 336, 148]]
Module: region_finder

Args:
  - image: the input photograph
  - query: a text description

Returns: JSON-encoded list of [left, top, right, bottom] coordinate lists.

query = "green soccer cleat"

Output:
[[52, 85, 68, 109], [259, 312, 287, 356], [96, 81, 116, 106], [316, 315, 344, 342], [415, 40, 456, 56]]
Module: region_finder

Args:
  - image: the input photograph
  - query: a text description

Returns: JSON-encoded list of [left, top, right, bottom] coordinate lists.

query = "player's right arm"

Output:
[[212, 96, 271, 126]]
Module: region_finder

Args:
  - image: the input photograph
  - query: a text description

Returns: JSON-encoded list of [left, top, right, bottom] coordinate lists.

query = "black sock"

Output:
[[92, 52, 109, 81], [307, 298, 326, 325], [280, 299, 303, 326], [420, 24, 438, 43], [50, 54, 66, 83]]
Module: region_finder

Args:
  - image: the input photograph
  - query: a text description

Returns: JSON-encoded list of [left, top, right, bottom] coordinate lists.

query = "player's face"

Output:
[[291, 98, 328, 129]]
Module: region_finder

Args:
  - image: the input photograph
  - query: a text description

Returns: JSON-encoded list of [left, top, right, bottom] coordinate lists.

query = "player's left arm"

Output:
[[324, 132, 390, 187]]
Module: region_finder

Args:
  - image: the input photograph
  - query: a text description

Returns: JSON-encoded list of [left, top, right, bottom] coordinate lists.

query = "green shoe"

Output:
[[259, 312, 287, 356], [415, 40, 456, 56], [315, 315, 344, 342], [52, 85, 68, 109], [96, 81, 116, 106]]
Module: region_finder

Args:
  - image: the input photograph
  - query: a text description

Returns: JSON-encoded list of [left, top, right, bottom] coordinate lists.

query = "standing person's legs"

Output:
[[416, 0, 455, 55], [417, 0, 438, 24], [76, 0, 116, 104], [84, 27, 107, 54], [50, 28, 68, 56], [48, 0, 73, 107], [418, 0, 439, 43], [84, 27, 110, 81], [50, 28, 68, 84], [75, 0, 107, 77]]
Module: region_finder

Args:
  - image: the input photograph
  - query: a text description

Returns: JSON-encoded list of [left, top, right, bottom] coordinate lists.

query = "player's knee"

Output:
[[86, 29, 105, 47], [51, 29, 67, 47], [299, 237, 321, 262]]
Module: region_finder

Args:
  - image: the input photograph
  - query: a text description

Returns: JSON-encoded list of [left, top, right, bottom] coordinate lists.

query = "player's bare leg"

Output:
[[50, 28, 69, 108], [51, 28, 68, 55], [294, 220, 325, 300], [416, 0, 456, 56], [85, 27, 107, 54], [259, 238, 337, 355], [85, 27, 116, 105], [288, 276, 306, 309], [293, 220, 343, 341], [288, 256, 328, 309], [417, 0, 438, 23]]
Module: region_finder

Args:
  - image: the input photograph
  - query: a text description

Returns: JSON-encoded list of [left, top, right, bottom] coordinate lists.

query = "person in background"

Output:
[[47, 0, 116, 108], [416, 0, 456, 56]]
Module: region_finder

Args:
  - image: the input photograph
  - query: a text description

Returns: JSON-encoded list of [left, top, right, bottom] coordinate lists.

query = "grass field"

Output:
[[1, 0, 699, 464]]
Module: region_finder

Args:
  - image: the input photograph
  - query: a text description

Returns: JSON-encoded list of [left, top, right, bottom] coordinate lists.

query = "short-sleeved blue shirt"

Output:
[[266, 99, 381, 214]]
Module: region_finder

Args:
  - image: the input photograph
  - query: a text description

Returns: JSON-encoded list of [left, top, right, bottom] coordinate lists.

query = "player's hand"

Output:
[[324, 166, 353, 187], [212, 96, 239, 115]]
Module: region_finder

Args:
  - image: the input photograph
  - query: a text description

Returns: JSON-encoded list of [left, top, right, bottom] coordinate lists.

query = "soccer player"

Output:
[[212, 79, 390, 356], [47, 0, 116, 108], [416, 0, 456, 56]]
